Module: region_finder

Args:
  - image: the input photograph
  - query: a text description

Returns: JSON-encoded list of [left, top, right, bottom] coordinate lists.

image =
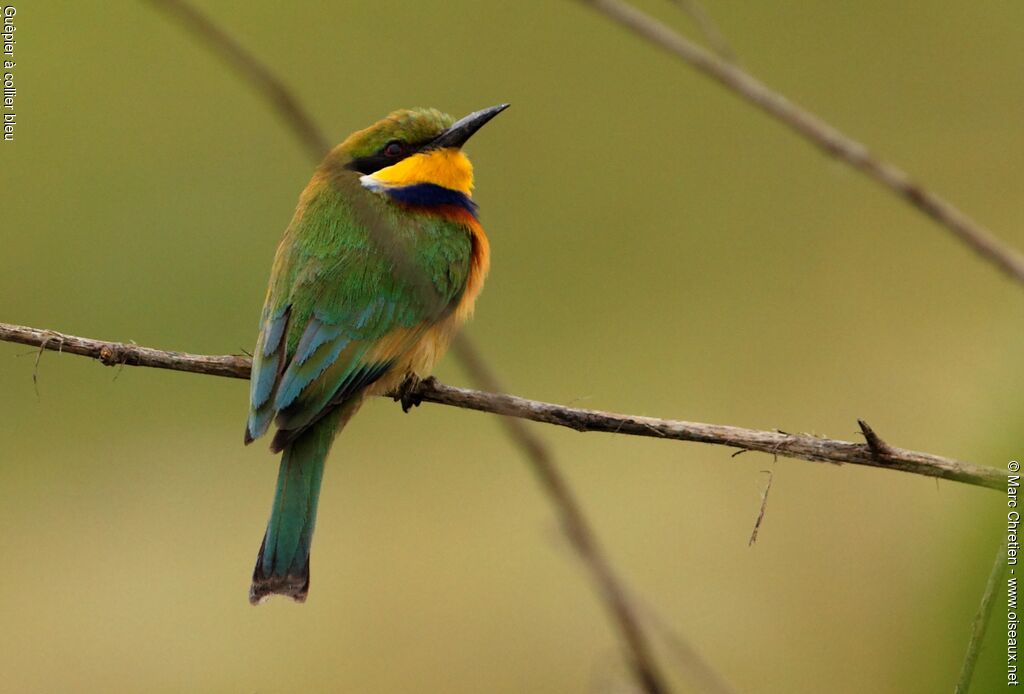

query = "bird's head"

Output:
[[338, 105, 508, 196]]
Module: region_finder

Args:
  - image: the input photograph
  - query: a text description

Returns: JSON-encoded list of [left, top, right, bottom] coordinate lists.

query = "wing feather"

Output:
[[245, 176, 474, 448], [246, 306, 290, 443]]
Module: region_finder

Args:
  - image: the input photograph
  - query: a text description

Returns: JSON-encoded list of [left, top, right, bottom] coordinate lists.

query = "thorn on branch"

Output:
[[858, 419, 895, 460]]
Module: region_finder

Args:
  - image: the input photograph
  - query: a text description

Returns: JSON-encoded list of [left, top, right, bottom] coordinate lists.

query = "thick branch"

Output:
[[576, 0, 1024, 285], [1, 321, 1004, 491]]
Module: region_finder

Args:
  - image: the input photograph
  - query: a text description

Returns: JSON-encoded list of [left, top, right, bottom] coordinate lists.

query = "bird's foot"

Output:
[[395, 372, 424, 413]]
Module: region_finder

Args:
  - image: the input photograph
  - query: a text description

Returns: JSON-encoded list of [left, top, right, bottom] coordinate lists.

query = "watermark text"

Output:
[[2, 5, 16, 142], [1009, 460, 1020, 684]]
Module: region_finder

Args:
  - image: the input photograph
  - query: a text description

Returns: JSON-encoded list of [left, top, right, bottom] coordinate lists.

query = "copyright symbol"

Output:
[[1011, 460, 1020, 472]]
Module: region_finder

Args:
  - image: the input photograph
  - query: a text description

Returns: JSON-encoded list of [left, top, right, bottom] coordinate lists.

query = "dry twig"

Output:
[[144, 0, 328, 157], [575, 0, 1024, 284], [1, 321, 1005, 492], [954, 537, 1008, 693], [668, 0, 736, 62], [747, 470, 774, 546], [450, 336, 668, 693]]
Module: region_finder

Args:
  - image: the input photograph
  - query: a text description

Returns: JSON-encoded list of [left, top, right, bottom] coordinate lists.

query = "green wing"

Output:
[[246, 177, 472, 450]]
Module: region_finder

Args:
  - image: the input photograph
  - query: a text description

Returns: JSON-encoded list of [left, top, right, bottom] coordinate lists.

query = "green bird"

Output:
[[245, 104, 508, 604]]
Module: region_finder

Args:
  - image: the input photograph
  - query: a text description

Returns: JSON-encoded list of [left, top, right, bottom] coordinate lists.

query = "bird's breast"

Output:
[[365, 207, 490, 395]]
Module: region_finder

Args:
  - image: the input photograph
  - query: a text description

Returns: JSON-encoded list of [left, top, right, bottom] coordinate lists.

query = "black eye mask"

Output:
[[345, 137, 436, 175]]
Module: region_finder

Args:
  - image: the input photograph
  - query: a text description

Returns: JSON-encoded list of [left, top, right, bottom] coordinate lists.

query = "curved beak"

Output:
[[428, 103, 510, 150]]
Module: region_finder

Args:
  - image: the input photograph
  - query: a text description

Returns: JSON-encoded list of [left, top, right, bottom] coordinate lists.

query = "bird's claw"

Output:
[[395, 372, 423, 413]]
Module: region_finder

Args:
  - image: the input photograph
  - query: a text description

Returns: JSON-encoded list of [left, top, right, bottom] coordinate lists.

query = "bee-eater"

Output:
[[245, 104, 507, 604]]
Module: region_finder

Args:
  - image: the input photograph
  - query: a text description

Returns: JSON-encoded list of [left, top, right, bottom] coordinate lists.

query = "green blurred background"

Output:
[[1, 1, 1020, 692]]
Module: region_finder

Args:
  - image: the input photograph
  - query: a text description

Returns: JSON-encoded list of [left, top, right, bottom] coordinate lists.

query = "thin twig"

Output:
[[144, 0, 329, 158], [638, 599, 739, 694], [451, 336, 670, 693], [2, 322, 251, 378], [576, 0, 1024, 284], [667, 0, 736, 62], [141, 3, 673, 690], [32, 333, 60, 397], [0, 321, 1006, 492], [955, 537, 1008, 693], [747, 470, 773, 546], [419, 379, 1003, 491]]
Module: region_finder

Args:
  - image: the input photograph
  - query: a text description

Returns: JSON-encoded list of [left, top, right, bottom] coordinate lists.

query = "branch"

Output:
[[576, 0, 1024, 285], [450, 336, 668, 694], [1, 321, 1005, 492], [955, 537, 1008, 693], [144, 0, 328, 159], [1, 323, 250, 378], [668, 0, 736, 62], [417, 379, 1003, 490]]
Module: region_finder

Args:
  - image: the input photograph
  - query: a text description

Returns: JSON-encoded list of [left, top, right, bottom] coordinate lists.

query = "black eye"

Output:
[[383, 141, 404, 157]]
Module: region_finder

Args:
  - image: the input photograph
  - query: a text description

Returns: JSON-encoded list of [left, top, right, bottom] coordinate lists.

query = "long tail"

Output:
[[249, 402, 358, 604]]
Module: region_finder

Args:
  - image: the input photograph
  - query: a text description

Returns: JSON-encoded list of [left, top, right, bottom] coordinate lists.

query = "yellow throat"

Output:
[[364, 148, 475, 195]]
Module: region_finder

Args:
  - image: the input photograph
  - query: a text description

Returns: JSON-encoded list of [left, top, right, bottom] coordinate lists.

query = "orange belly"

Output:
[[367, 211, 489, 395]]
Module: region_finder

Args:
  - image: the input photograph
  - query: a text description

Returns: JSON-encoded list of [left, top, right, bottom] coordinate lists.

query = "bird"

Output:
[[244, 104, 508, 604]]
